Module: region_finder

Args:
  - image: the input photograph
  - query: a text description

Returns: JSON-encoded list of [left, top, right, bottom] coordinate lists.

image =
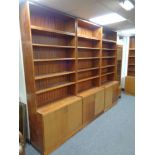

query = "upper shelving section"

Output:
[[29, 3, 76, 34]]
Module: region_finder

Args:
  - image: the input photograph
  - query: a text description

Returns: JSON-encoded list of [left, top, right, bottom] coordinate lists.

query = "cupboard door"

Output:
[[67, 100, 82, 133], [112, 82, 119, 103], [95, 89, 105, 115], [83, 95, 95, 125], [125, 76, 135, 95], [104, 85, 113, 111], [43, 106, 68, 150]]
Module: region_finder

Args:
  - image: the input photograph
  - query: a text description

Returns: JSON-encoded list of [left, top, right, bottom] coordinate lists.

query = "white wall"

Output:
[[117, 36, 129, 88]]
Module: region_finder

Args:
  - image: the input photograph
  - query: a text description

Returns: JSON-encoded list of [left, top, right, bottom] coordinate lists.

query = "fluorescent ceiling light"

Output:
[[89, 13, 126, 25], [119, 0, 134, 11], [117, 28, 135, 36]]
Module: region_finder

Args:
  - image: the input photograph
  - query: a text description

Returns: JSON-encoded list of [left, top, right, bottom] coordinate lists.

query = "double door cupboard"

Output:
[[20, 1, 120, 155]]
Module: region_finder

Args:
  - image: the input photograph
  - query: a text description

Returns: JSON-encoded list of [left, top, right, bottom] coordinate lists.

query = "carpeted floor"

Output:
[[26, 92, 135, 155]]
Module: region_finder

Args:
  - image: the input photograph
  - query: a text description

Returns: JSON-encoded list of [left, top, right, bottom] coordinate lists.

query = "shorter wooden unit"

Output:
[[104, 81, 119, 112], [125, 76, 135, 95], [37, 96, 83, 154]]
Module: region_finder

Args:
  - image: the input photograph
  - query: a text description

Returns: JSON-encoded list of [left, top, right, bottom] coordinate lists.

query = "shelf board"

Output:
[[129, 48, 135, 50], [101, 65, 115, 69], [101, 72, 115, 77], [78, 47, 100, 50], [102, 39, 116, 43], [78, 35, 100, 41], [34, 58, 75, 62], [31, 25, 75, 36], [32, 43, 75, 49], [102, 56, 115, 59], [128, 64, 135, 66], [129, 56, 135, 58], [77, 76, 99, 83], [35, 82, 75, 94], [102, 48, 116, 50], [35, 71, 75, 80], [78, 57, 100, 60], [77, 67, 100, 72]]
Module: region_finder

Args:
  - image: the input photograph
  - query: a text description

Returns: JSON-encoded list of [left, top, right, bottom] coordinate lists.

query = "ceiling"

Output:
[[32, 0, 135, 32]]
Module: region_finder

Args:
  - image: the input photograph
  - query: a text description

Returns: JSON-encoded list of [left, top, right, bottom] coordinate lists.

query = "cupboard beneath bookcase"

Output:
[[20, 1, 120, 155]]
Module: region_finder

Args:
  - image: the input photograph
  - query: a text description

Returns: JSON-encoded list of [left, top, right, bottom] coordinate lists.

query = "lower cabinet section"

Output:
[[34, 81, 120, 155], [104, 81, 119, 112], [37, 96, 83, 154], [125, 76, 135, 95]]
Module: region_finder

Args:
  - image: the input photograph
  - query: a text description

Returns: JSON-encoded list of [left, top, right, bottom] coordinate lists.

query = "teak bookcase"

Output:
[[125, 35, 135, 95], [128, 36, 135, 76], [20, 1, 119, 155], [117, 45, 123, 83]]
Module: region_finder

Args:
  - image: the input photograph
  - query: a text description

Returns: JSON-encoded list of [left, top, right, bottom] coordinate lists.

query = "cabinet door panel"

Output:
[[43, 107, 68, 150], [95, 89, 105, 115], [68, 100, 82, 133], [83, 95, 95, 124], [104, 85, 113, 111]]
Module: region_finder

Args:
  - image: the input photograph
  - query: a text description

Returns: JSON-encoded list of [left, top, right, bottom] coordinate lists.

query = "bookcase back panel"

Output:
[[30, 5, 75, 33], [102, 59, 115, 66], [103, 42, 116, 49], [101, 75, 114, 84], [78, 49, 99, 58], [78, 70, 99, 80], [33, 47, 75, 59], [35, 74, 75, 91], [32, 31, 75, 46], [102, 67, 114, 74], [129, 50, 135, 56], [34, 61, 75, 75], [78, 59, 99, 70], [36, 85, 75, 107], [128, 66, 135, 72], [103, 31, 116, 41], [78, 79, 98, 93], [128, 57, 135, 64], [128, 71, 135, 76], [77, 27, 100, 38], [78, 38, 100, 48], [102, 50, 115, 56]]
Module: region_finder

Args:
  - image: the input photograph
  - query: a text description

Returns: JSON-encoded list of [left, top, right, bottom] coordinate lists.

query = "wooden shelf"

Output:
[[35, 82, 75, 94], [35, 71, 75, 80], [102, 48, 116, 50], [101, 72, 115, 77], [78, 57, 100, 60], [78, 47, 100, 50], [78, 35, 100, 41], [31, 25, 75, 36], [34, 58, 75, 62], [32, 43, 75, 49], [103, 39, 116, 43], [102, 56, 115, 59], [129, 48, 135, 50], [101, 65, 115, 69], [77, 76, 99, 83], [129, 56, 135, 58], [77, 67, 99, 72]]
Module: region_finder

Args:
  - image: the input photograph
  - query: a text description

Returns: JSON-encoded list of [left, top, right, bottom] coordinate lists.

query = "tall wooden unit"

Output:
[[20, 1, 119, 155], [116, 45, 123, 83], [125, 36, 135, 95], [101, 29, 117, 84], [128, 36, 135, 76]]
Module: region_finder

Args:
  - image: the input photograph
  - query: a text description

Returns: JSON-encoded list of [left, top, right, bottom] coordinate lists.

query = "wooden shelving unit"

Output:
[[77, 19, 102, 93], [20, 2, 119, 155], [128, 36, 135, 76], [101, 29, 117, 84], [117, 45, 123, 83]]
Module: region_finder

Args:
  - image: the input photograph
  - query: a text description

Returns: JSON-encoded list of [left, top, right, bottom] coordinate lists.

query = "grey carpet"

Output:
[[25, 92, 135, 155]]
